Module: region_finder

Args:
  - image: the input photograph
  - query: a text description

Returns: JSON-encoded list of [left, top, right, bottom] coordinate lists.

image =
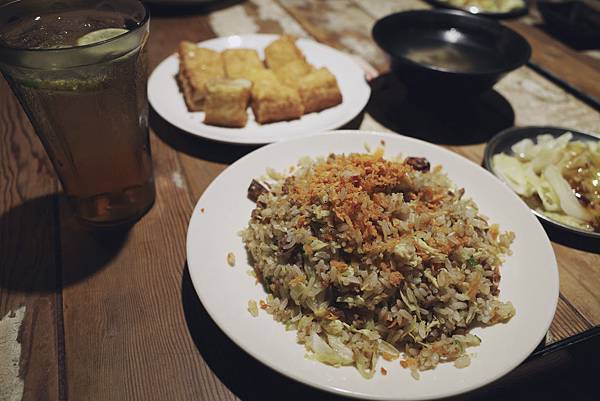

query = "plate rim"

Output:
[[484, 125, 600, 240], [424, 0, 530, 19], [186, 129, 559, 400], [148, 33, 371, 145]]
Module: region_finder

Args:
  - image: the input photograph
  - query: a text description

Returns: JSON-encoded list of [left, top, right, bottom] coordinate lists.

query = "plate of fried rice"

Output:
[[186, 130, 559, 400]]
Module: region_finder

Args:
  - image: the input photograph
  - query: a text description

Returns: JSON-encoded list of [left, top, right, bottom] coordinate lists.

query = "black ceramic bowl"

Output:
[[372, 10, 531, 97], [537, 0, 600, 49], [484, 125, 600, 241]]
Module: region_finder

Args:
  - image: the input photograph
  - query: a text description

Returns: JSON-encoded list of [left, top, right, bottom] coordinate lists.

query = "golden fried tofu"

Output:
[[274, 59, 314, 89], [203, 78, 252, 128], [177, 41, 225, 111], [222, 48, 265, 79], [264, 35, 305, 71], [298, 67, 343, 114], [245, 68, 279, 85], [251, 74, 304, 124]]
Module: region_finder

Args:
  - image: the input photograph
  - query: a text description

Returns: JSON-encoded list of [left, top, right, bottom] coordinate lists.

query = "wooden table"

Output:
[[1, 1, 599, 400]]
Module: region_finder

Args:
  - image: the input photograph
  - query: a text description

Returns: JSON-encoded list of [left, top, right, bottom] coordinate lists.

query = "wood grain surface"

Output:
[[0, 79, 61, 401], [0, 0, 598, 400], [60, 134, 238, 401], [504, 20, 600, 107]]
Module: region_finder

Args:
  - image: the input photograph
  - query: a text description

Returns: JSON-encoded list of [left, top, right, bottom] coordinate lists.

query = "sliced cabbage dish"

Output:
[[443, 0, 525, 13], [493, 132, 600, 232]]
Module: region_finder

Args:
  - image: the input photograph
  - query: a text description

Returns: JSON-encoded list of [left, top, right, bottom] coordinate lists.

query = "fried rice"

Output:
[[240, 149, 515, 379]]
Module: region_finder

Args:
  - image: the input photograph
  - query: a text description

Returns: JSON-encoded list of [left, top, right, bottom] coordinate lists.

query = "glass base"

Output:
[[70, 180, 156, 227]]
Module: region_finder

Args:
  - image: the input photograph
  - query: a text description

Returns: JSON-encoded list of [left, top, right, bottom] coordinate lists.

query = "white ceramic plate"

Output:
[[186, 130, 559, 400], [148, 34, 371, 145]]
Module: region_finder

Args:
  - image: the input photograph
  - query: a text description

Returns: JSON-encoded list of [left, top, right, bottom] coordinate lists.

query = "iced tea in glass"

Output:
[[0, 0, 155, 226]]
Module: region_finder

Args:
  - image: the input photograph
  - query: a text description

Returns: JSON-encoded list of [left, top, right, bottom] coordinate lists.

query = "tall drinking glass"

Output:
[[0, 0, 155, 226]]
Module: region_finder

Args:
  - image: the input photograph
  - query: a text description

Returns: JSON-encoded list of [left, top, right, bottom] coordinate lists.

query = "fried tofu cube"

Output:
[[245, 68, 280, 85], [298, 67, 343, 114], [203, 78, 252, 128], [177, 41, 225, 111], [274, 59, 314, 89], [250, 74, 304, 124], [222, 48, 265, 79], [264, 35, 305, 71]]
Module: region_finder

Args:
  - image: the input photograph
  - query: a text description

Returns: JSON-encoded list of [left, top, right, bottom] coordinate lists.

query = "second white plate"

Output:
[[148, 34, 371, 145], [186, 130, 559, 400]]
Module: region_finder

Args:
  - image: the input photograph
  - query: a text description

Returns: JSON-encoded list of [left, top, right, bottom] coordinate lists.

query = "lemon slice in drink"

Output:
[[76, 28, 129, 46]]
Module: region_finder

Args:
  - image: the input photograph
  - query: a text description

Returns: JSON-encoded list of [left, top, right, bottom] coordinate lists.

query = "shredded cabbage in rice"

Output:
[[241, 151, 515, 378]]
